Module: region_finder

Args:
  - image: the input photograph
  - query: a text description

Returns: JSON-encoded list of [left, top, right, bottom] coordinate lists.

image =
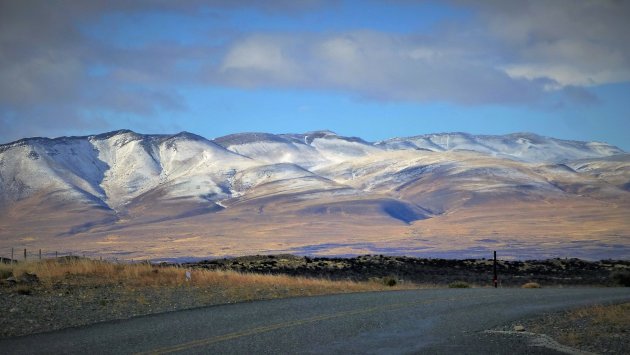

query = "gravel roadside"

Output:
[[0, 267, 403, 339], [1, 282, 246, 338], [498, 302, 630, 354]]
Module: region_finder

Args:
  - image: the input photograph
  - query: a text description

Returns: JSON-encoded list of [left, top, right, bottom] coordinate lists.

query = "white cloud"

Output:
[[210, 1, 630, 102], [503, 64, 630, 89], [319, 37, 362, 63], [220, 35, 304, 85], [213, 31, 541, 104], [0, 1, 335, 142], [473, 0, 630, 87], [408, 47, 442, 61]]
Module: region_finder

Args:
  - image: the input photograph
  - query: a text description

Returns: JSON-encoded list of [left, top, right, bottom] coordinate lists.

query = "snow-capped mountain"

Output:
[[0, 130, 628, 260], [0, 130, 256, 210], [377, 132, 624, 163]]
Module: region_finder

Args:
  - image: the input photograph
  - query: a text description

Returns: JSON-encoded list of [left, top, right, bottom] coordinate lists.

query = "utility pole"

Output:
[[493, 251, 498, 288]]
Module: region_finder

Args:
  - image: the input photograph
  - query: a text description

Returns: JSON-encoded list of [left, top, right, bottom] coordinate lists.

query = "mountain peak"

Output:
[[92, 129, 140, 140], [169, 131, 207, 141], [213, 132, 289, 147]]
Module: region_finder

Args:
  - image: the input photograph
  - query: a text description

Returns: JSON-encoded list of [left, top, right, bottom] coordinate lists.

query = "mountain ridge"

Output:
[[1, 129, 628, 260], [1, 129, 623, 154]]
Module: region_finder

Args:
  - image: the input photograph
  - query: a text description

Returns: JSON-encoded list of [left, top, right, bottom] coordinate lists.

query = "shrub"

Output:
[[611, 270, 630, 287], [522, 282, 541, 288], [383, 276, 397, 287], [448, 281, 470, 288], [368, 276, 398, 287]]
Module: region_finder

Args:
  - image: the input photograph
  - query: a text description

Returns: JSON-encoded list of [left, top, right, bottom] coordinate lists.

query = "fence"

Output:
[[0, 247, 147, 264]]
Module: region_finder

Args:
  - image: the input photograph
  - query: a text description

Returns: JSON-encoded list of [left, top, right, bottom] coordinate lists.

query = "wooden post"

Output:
[[55, 251, 58, 258], [39, 249, 42, 260], [24, 248, 27, 261], [493, 251, 498, 288], [11, 248, 14, 264]]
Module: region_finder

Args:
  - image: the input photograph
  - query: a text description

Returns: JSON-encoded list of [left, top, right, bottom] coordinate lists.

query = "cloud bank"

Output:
[[1, 0, 629, 142]]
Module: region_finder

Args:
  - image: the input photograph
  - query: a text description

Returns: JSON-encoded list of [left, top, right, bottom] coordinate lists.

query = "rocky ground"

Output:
[[499, 302, 630, 354], [184, 254, 630, 287], [0, 275, 245, 338]]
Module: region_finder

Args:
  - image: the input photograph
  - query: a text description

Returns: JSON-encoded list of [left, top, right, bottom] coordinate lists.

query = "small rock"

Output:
[[9, 307, 19, 313], [514, 325, 525, 332], [19, 272, 39, 284]]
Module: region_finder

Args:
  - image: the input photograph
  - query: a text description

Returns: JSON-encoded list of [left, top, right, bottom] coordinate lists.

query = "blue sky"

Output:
[[1, 0, 629, 149]]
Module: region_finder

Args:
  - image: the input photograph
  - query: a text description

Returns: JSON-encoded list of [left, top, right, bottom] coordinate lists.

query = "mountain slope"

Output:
[[0, 130, 628, 260]]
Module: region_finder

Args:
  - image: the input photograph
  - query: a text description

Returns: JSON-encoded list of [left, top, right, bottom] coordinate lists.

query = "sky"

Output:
[[1, 0, 629, 150]]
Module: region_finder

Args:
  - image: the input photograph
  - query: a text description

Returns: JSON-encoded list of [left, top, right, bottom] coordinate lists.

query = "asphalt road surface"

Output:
[[2, 288, 629, 354]]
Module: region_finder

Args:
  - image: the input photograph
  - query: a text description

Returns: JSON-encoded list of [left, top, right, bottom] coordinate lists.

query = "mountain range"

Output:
[[1, 130, 628, 260]]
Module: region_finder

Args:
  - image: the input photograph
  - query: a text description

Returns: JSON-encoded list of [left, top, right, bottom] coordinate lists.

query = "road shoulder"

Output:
[[495, 302, 630, 354]]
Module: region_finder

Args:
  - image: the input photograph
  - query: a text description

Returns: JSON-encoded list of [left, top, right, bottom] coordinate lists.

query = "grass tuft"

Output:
[[370, 276, 398, 287], [385, 277, 397, 287], [448, 281, 470, 288], [521, 282, 541, 288], [0, 269, 12, 279]]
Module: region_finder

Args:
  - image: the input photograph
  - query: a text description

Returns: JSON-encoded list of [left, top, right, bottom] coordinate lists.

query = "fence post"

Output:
[[39, 249, 42, 260], [11, 248, 14, 264], [24, 248, 27, 261], [493, 251, 498, 288], [55, 251, 58, 258]]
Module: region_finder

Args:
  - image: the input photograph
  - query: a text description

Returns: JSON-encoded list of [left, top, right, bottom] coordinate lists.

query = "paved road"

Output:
[[2, 288, 629, 354]]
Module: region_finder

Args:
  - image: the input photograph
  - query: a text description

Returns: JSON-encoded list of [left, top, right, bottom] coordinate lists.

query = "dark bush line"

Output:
[[183, 255, 630, 287]]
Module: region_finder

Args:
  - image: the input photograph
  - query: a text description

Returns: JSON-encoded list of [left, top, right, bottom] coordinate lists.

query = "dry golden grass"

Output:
[[0, 258, 415, 300], [567, 303, 630, 327]]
